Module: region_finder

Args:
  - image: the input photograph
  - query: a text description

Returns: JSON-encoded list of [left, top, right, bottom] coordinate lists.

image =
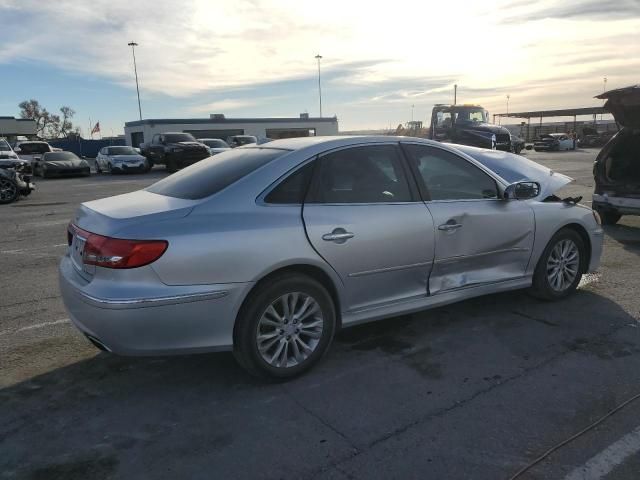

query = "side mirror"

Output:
[[13, 147, 21, 153], [504, 181, 541, 200]]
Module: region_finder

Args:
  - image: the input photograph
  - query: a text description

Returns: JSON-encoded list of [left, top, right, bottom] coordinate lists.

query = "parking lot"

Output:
[[2, 148, 640, 479]]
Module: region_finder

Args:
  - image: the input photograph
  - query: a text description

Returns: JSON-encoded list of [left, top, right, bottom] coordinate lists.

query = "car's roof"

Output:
[[17, 140, 48, 144], [256, 135, 442, 151]]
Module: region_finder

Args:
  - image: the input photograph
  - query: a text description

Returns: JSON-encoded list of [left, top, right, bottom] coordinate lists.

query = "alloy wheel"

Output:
[[256, 292, 323, 368], [0, 178, 17, 202], [546, 239, 580, 292]]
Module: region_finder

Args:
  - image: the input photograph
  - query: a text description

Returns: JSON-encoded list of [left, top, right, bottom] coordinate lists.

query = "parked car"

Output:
[[96, 146, 149, 174], [13, 141, 54, 169], [36, 151, 91, 178], [533, 133, 575, 152], [197, 138, 231, 156], [510, 135, 526, 154], [227, 135, 258, 148], [429, 104, 512, 151], [592, 85, 640, 224], [0, 139, 33, 174], [139, 132, 210, 172], [0, 165, 35, 204], [60, 136, 603, 379]]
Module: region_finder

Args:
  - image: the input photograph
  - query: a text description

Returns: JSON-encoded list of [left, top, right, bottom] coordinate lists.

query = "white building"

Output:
[[124, 114, 339, 147], [0, 117, 37, 142]]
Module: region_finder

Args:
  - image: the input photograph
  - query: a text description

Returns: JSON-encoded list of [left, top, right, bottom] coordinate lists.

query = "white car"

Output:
[[197, 138, 231, 156], [534, 133, 575, 152], [13, 141, 55, 170], [96, 146, 149, 174]]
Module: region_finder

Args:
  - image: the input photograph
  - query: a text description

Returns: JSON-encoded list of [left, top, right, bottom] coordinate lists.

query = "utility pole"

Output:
[[601, 77, 607, 123], [454, 84, 457, 105], [128, 41, 142, 120], [315, 54, 323, 117], [411, 104, 415, 122], [506, 94, 510, 115]]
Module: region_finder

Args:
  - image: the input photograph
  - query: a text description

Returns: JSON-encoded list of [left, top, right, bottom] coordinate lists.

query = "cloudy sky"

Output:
[[1, 0, 638, 135]]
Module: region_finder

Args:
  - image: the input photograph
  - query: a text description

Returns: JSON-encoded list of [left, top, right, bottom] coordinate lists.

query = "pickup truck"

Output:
[[429, 104, 512, 152], [139, 132, 210, 172]]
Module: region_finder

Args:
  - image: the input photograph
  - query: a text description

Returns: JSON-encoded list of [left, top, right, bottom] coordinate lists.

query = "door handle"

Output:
[[438, 222, 462, 231], [322, 228, 354, 244]]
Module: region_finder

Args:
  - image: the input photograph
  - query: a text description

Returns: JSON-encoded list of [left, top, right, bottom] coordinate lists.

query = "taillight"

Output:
[[69, 224, 167, 269]]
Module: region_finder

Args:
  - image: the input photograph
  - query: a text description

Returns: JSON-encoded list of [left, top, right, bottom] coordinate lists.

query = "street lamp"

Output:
[[315, 54, 323, 117], [128, 41, 142, 121], [506, 94, 510, 115]]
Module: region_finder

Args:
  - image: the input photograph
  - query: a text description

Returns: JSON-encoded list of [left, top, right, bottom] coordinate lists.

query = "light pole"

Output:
[[315, 54, 323, 117], [411, 104, 415, 122], [128, 41, 142, 121], [506, 94, 510, 115], [601, 77, 607, 122]]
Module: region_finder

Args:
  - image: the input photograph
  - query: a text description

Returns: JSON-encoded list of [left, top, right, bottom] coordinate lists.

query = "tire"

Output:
[[165, 157, 178, 173], [596, 208, 621, 225], [0, 177, 19, 204], [530, 228, 586, 301], [233, 274, 336, 379], [106, 163, 112, 174]]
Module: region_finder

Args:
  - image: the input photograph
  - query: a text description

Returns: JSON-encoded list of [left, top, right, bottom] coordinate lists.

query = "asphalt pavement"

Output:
[[1, 149, 640, 479]]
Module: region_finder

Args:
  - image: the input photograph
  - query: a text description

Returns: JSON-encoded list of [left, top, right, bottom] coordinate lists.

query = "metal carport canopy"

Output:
[[494, 106, 606, 119]]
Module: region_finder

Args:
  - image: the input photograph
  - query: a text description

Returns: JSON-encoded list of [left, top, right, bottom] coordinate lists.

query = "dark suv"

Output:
[[592, 85, 640, 224], [140, 132, 210, 172]]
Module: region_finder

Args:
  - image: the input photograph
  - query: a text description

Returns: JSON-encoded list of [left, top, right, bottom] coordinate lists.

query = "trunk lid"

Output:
[[74, 190, 197, 237], [596, 85, 640, 128]]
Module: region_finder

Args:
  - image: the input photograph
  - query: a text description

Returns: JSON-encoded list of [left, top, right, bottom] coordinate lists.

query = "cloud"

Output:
[[189, 99, 256, 113], [500, 0, 640, 23]]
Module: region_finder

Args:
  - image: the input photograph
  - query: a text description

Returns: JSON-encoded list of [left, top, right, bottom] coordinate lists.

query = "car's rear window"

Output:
[[147, 147, 289, 199]]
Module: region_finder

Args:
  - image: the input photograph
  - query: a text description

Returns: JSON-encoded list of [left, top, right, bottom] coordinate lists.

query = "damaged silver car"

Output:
[[60, 137, 603, 378], [593, 85, 640, 224]]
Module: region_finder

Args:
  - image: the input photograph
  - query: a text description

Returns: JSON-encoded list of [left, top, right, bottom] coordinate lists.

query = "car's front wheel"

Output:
[[233, 274, 336, 379], [530, 228, 585, 300], [0, 176, 19, 204]]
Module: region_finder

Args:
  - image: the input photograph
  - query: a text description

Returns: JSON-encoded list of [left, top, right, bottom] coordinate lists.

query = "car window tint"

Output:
[[404, 145, 498, 200], [18, 143, 50, 154], [147, 148, 288, 200], [310, 145, 411, 203], [265, 162, 314, 204]]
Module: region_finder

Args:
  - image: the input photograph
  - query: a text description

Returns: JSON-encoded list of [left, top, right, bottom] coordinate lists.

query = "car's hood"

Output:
[[596, 85, 640, 128], [168, 141, 207, 148], [454, 145, 573, 198], [110, 154, 145, 161], [457, 122, 510, 135], [45, 159, 87, 167], [535, 136, 558, 144]]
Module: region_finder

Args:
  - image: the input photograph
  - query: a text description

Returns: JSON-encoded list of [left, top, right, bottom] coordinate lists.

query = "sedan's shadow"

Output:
[[1, 288, 638, 479]]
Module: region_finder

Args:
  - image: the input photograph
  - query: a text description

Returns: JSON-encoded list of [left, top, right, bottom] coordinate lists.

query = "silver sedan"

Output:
[[59, 136, 603, 378]]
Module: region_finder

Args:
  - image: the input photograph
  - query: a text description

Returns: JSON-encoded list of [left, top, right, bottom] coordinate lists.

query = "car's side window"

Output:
[[403, 144, 498, 201], [308, 145, 412, 204], [264, 162, 315, 204]]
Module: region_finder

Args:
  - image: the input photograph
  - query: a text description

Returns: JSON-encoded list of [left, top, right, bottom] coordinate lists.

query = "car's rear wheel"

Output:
[[594, 206, 621, 225], [233, 274, 336, 379], [0, 177, 19, 204], [530, 228, 585, 300]]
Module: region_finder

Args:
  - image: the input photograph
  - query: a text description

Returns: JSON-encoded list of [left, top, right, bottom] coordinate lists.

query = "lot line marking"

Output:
[[564, 425, 640, 480], [1, 243, 67, 255], [0, 318, 71, 337]]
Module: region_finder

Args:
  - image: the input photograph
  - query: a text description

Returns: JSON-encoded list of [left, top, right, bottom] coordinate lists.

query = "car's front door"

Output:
[[402, 143, 535, 294], [303, 144, 435, 312]]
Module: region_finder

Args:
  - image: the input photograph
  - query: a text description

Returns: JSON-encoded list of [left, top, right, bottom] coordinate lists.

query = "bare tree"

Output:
[[18, 100, 77, 139]]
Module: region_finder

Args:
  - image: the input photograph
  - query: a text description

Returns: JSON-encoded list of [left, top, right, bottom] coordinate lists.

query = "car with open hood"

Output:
[[36, 151, 91, 178], [60, 136, 603, 379], [592, 85, 640, 224], [0, 139, 32, 174]]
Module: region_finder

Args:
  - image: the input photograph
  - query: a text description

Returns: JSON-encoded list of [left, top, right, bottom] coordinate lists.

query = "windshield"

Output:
[[200, 139, 229, 148], [165, 133, 196, 143], [17, 142, 51, 154], [147, 148, 287, 199], [44, 152, 79, 161], [454, 108, 488, 124], [0, 140, 11, 152], [107, 146, 138, 155]]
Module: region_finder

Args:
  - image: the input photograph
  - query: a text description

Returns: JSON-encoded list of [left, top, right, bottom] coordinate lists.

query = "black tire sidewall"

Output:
[[234, 274, 336, 379], [532, 228, 585, 300], [0, 178, 19, 204]]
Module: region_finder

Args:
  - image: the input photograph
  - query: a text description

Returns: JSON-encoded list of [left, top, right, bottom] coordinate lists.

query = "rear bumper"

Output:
[[59, 254, 252, 355], [593, 193, 640, 216]]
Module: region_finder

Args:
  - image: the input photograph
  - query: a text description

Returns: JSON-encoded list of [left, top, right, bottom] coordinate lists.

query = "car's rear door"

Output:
[[303, 143, 435, 312], [402, 143, 535, 295]]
